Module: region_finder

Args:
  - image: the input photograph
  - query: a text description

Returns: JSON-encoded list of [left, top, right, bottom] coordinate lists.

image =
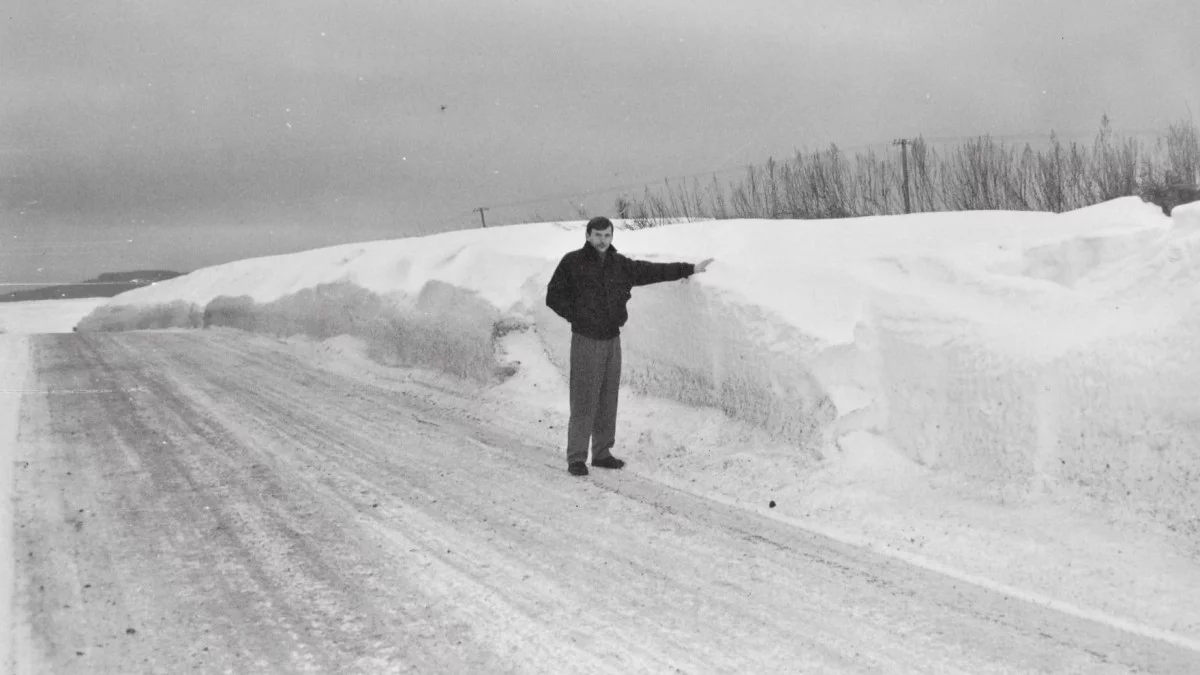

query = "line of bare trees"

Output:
[[607, 116, 1200, 228]]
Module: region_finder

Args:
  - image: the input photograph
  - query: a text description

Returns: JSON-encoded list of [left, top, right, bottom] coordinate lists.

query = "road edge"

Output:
[[659, 481, 1200, 655], [0, 334, 31, 674]]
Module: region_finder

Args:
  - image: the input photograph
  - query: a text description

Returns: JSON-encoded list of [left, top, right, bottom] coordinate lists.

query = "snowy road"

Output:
[[7, 331, 1199, 674]]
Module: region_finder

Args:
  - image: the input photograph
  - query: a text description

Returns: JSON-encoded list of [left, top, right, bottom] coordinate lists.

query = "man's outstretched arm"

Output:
[[545, 258, 575, 321], [629, 257, 714, 286]]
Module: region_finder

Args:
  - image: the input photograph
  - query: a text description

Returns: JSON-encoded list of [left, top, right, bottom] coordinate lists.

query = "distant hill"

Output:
[[0, 270, 184, 303]]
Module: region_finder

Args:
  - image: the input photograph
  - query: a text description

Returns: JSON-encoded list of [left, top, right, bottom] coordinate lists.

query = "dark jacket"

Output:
[[546, 243, 694, 340]]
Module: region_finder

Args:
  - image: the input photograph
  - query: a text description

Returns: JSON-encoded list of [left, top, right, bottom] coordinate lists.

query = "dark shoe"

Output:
[[591, 456, 625, 470], [568, 462, 589, 476]]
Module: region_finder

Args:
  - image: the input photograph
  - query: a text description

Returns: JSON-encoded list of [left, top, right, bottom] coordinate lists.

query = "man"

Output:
[[545, 216, 713, 476]]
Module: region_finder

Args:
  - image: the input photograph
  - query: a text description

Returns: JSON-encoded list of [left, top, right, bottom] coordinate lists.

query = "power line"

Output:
[[8, 124, 1184, 236], [478, 165, 752, 214], [472, 124, 1184, 223]]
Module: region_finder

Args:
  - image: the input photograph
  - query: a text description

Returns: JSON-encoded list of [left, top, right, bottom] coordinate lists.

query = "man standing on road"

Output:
[[546, 216, 713, 476]]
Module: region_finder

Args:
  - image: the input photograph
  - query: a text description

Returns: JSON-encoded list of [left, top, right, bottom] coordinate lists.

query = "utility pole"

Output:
[[474, 206, 489, 228], [894, 138, 912, 214]]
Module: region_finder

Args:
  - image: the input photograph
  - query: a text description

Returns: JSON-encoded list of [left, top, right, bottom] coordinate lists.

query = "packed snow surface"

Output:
[[70, 197, 1200, 642]]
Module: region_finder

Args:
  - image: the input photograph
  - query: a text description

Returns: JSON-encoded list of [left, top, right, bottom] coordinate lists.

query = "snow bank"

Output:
[[77, 198, 1200, 535]]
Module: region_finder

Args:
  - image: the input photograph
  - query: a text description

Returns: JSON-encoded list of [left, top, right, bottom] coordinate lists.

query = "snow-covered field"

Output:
[[50, 197, 1200, 643], [0, 298, 109, 335]]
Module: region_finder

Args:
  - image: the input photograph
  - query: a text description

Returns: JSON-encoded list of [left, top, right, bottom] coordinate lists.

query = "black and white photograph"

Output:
[[2, 1, 1199, 672]]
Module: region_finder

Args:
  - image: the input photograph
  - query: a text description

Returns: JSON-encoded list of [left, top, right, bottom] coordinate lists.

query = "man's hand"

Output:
[[694, 258, 714, 273]]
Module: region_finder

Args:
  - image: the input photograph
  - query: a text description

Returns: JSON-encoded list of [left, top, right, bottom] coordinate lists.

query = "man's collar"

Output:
[[581, 242, 618, 258]]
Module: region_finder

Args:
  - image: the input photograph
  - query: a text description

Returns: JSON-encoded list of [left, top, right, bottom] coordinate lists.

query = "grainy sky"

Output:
[[2, 0, 1198, 284]]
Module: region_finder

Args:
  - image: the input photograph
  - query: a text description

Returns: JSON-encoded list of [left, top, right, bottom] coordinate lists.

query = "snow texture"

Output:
[[0, 336, 29, 669], [0, 298, 110, 334], [65, 198, 1200, 638], [78, 201, 1200, 520]]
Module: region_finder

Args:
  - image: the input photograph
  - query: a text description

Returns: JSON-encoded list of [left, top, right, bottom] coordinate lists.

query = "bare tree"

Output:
[[614, 194, 633, 220], [610, 116, 1198, 226], [1092, 114, 1141, 202], [1166, 120, 1200, 186]]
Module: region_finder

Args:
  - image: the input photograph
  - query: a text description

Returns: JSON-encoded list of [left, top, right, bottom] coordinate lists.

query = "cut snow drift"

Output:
[[78, 200, 1200, 543]]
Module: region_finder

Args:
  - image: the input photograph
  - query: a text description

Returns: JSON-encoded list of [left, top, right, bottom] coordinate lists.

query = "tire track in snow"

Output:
[[10, 330, 1200, 674]]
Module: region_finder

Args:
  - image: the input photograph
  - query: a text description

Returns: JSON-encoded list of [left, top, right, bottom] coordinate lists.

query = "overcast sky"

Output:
[[2, 0, 1198, 285]]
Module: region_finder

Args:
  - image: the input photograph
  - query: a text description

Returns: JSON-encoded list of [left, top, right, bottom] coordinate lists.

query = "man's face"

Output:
[[587, 226, 613, 252]]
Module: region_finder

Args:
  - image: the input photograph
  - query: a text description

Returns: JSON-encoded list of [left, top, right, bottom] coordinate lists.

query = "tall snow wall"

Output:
[[73, 203, 1200, 537]]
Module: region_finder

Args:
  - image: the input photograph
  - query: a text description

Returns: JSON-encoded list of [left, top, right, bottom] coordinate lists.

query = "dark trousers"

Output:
[[566, 333, 621, 465]]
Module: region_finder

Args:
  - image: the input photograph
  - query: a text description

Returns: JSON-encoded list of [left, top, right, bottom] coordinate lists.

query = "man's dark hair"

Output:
[[586, 216, 614, 235]]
